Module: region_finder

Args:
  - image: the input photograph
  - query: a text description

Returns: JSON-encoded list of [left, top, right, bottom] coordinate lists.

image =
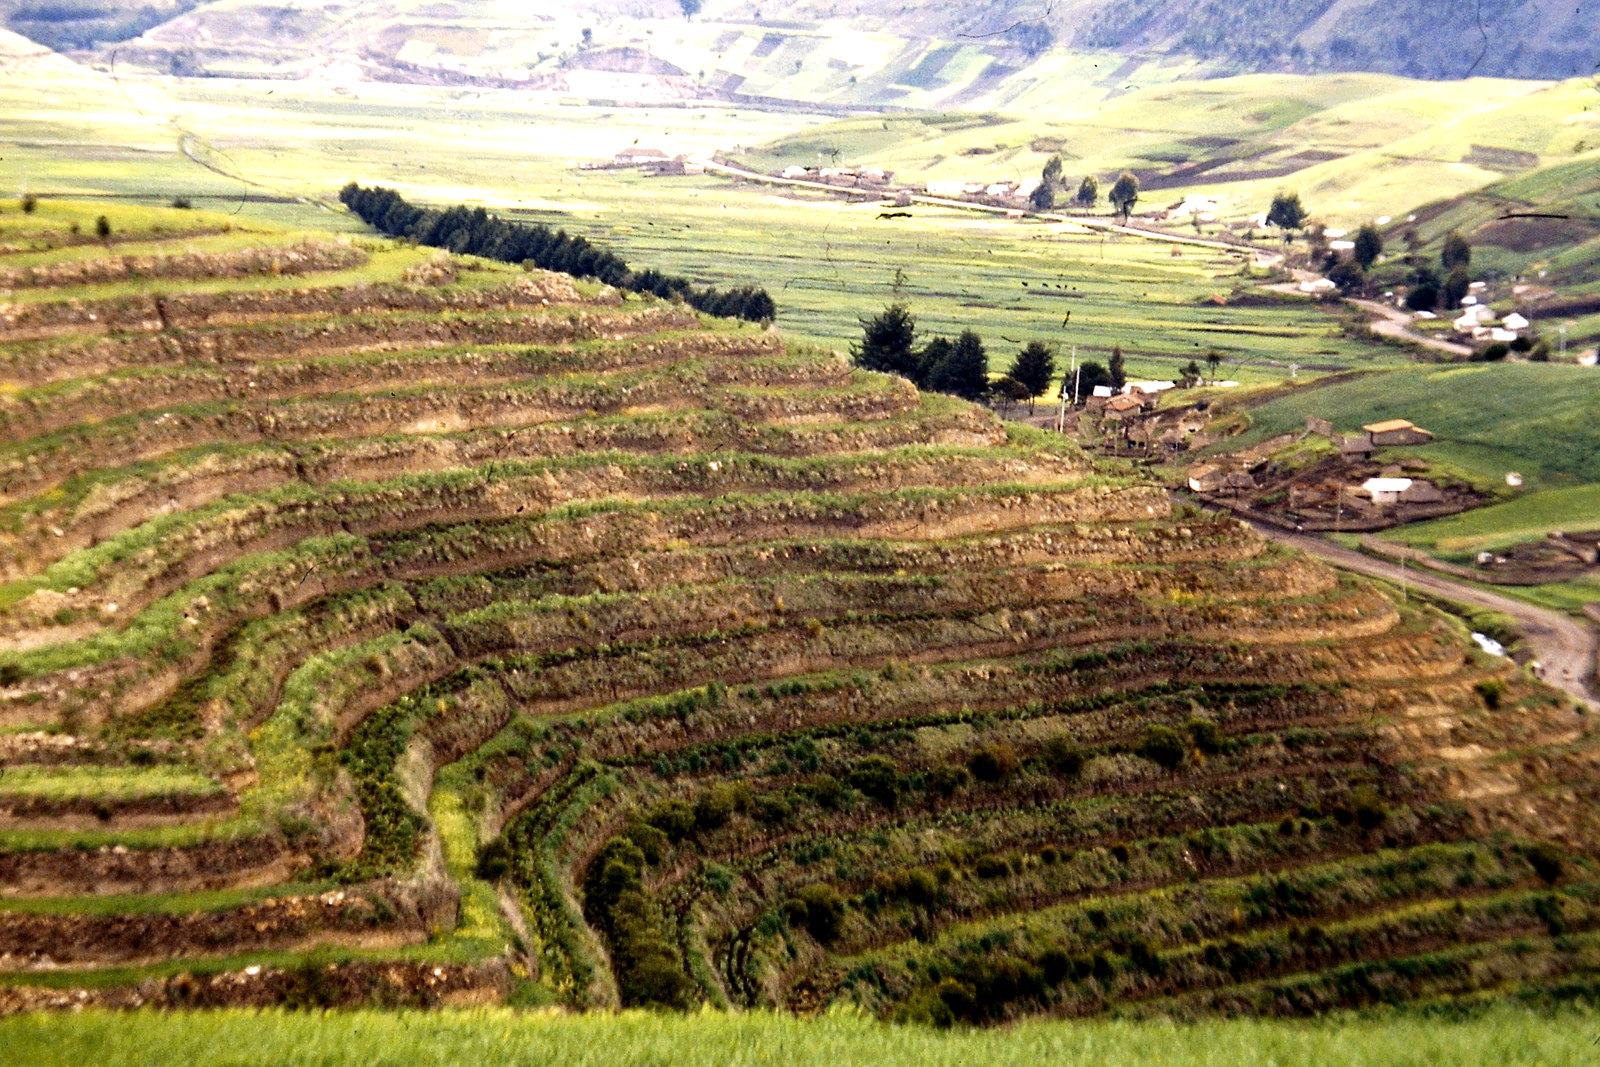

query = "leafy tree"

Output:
[[967, 743, 1019, 782], [20, 194, 37, 214], [853, 302, 919, 380], [989, 375, 1030, 415], [1178, 359, 1203, 387], [1070, 360, 1111, 400], [1353, 223, 1383, 269], [1266, 190, 1307, 231], [1442, 266, 1471, 309], [1441, 230, 1472, 271], [1405, 284, 1439, 312], [338, 182, 775, 323], [1327, 259, 1367, 294], [923, 329, 989, 401], [1108, 344, 1127, 390], [1108, 172, 1139, 222], [1041, 154, 1063, 189], [786, 884, 847, 943], [1205, 349, 1223, 384], [1075, 175, 1098, 206], [678, 0, 703, 15], [848, 755, 902, 807], [1006, 341, 1056, 412], [94, 214, 111, 238], [1030, 155, 1063, 211]]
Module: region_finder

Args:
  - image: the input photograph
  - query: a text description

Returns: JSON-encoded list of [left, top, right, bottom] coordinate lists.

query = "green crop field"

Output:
[[4, 1006, 1597, 1067], [3, 1011, 1600, 1067]]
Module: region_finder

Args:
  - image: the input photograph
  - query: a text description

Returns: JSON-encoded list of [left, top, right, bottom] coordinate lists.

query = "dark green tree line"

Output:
[[339, 183, 776, 324]]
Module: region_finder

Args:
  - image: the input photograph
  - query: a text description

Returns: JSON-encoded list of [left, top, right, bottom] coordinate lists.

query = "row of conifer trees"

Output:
[[339, 183, 777, 323]]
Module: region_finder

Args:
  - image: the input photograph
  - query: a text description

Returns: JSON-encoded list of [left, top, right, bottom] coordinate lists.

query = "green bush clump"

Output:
[[784, 883, 847, 943], [1042, 735, 1084, 777], [693, 782, 752, 831], [1525, 841, 1566, 884], [583, 836, 694, 1009], [643, 799, 696, 841], [926, 763, 971, 796], [1135, 725, 1187, 770], [847, 756, 901, 807], [967, 742, 1019, 783]]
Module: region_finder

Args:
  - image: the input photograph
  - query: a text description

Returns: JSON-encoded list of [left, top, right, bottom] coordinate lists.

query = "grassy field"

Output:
[[2, 1006, 1595, 1067]]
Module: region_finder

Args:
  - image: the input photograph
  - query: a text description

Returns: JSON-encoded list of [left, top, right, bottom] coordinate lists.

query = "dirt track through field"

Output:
[[1232, 514, 1599, 709]]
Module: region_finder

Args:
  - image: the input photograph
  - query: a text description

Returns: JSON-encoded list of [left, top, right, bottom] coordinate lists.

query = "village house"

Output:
[[1363, 419, 1434, 447], [1361, 477, 1413, 506], [1339, 434, 1376, 459], [1101, 394, 1146, 421], [1187, 464, 1225, 493]]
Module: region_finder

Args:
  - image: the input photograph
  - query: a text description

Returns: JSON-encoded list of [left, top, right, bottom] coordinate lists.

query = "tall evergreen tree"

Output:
[[1006, 341, 1056, 412], [1108, 345, 1127, 391], [853, 303, 919, 380], [1075, 175, 1098, 207], [916, 336, 954, 390], [924, 329, 989, 401]]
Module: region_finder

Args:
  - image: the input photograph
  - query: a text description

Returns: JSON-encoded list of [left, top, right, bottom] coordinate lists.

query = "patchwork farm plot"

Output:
[[0, 206, 1594, 1020]]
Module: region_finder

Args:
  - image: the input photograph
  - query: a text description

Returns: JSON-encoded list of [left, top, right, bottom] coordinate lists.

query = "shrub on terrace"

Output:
[[1135, 725, 1187, 770], [785, 883, 847, 943], [1042, 735, 1085, 777], [967, 742, 1020, 782], [847, 755, 902, 807]]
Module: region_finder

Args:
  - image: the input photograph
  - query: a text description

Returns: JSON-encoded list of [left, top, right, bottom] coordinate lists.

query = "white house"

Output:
[[1490, 328, 1518, 343], [1503, 312, 1530, 330], [1362, 477, 1413, 505], [1124, 380, 1176, 395]]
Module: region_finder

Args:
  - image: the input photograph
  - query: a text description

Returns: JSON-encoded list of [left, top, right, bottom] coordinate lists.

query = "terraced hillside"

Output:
[[0, 207, 1596, 1019]]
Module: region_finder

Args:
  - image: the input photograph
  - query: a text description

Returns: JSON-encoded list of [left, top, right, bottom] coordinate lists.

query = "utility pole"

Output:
[[1559, 324, 1568, 362]]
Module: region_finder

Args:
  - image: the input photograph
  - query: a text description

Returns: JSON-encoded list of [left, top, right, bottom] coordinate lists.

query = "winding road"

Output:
[[1234, 515, 1599, 709]]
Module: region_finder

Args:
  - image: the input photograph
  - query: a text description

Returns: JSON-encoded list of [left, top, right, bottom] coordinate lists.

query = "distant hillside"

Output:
[[4, 0, 1592, 97], [721, 0, 1597, 82]]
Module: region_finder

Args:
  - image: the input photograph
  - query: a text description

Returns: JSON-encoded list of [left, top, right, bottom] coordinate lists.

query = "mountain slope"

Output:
[[0, 202, 1594, 1016]]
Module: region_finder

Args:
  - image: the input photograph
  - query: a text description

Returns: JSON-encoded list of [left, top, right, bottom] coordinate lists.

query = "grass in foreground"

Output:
[[1, 1006, 1594, 1067]]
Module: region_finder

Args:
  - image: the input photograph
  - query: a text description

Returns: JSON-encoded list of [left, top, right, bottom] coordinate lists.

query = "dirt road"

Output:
[[1347, 298, 1473, 357], [1234, 516, 1599, 708]]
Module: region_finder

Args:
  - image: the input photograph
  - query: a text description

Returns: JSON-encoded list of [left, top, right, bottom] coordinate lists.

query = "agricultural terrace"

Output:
[[0, 206, 1593, 1021]]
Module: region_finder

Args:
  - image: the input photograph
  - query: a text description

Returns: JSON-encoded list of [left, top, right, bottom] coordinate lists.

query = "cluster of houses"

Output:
[[1187, 417, 1456, 523], [1408, 282, 1533, 343], [780, 165, 895, 189], [582, 148, 706, 176]]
